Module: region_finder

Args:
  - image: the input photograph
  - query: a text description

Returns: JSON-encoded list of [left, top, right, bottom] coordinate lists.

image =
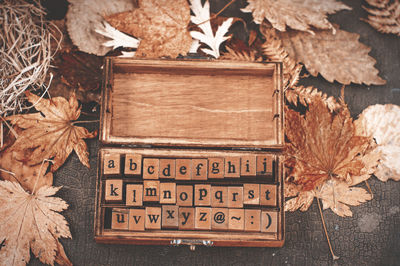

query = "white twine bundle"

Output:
[[0, 0, 59, 116]]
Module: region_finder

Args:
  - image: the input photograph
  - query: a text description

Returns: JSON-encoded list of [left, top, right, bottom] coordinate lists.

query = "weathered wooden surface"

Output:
[[31, 0, 400, 265]]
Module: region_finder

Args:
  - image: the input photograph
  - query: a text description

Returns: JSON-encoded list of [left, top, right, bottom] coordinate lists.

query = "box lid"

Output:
[[100, 58, 283, 150]]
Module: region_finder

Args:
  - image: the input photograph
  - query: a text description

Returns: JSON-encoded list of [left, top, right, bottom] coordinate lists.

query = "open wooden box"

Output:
[[95, 58, 285, 248]]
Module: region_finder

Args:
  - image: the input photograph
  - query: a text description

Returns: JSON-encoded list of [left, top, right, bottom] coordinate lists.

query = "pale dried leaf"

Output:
[[285, 86, 342, 112], [189, 0, 233, 58], [0, 181, 71, 266], [285, 190, 315, 212], [95, 21, 140, 50], [106, 0, 192, 58], [66, 0, 136, 55], [6, 92, 97, 172], [260, 23, 302, 89], [355, 104, 400, 181], [317, 180, 373, 217], [241, 0, 350, 32], [363, 0, 400, 36], [278, 27, 386, 85]]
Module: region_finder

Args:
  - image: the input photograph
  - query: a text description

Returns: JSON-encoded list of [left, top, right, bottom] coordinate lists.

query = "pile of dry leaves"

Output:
[[1, 0, 399, 264]]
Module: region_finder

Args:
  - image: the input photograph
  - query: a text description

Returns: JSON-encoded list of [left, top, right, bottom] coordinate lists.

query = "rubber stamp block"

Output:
[[228, 208, 244, 231], [145, 207, 162, 230], [160, 159, 176, 179], [244, 209, 261, 232], [228, 186, 243, 208], [128, 209, 145, 231], [105, 179, 123, 202], [160, 182, 176, 204], [104, 153, 120, 175], [162, 205, 179, 229], [261, 211, 278, 233], [260, 184, 277, 206], [256, 155, 273, 176], [195, 207, 211, 230], [240, 155, 256, 176], [195, 184, 211, 206], [224, 157, 240, 178], [143, 180, 160, 202], [191, 159, 208, 180], [176, 185, 193, 206], [211, 186, 228, 207], [211, 208, 229, 231], [243, 184, 260, 205], [124, 154, 142, 176], [179, 207, 195, 230], [208, 158, 224, 178], [143, 158, 159, 179], [125, 184, 143, 206], [111, 208, 129, 230], [175, 159, 192, 180]]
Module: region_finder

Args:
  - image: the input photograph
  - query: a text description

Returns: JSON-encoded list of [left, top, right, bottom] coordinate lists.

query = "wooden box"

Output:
[[95, 58, 285, 249]]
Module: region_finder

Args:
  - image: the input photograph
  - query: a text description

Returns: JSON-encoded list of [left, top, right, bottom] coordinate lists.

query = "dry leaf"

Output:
[[278, 26, 386, 85], [66, 0, 137, 55], [260, 23, 302, 89], [241, 0, 350, 32], [0, 180, 71, 266], [363, 0, 400, 36], [285, 86, 342, 113], [95, 21, 140, 52], [6, 92, 97, 172], [50, 19, 74, 54], [355, 104, 400, 181], [220, 46, 261, 61], [189, 0, 233, 58], [285, 95, 379, 216], [106, 0, 192, 58]]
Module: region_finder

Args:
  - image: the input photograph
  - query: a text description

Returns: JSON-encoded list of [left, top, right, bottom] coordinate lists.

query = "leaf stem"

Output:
[[364, 180, 373, 199], [196, 0, 236, 27], [71, 120, 99, 125], [317, 198, 339, 260]]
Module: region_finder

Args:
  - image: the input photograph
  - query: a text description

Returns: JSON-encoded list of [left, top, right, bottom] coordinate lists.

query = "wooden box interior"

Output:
[[101, 58, 283, 148], [96, 58, 285, 248]]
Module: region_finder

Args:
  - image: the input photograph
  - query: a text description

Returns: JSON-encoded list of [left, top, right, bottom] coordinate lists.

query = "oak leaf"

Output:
[[285, 96, 379, 216], [106, 0, 192, 58], [355, 104, 400, 181], [363, 0, 400, 36], [241, 0, 350, 32], [278, 27, 386, 85], [0, 180, 71, 266], [66, 0, 137, 55], [189, 0, 233, 58], [6, 92, 97, 172]]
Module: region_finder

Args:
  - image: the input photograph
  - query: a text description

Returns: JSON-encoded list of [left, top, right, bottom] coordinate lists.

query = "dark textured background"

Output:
[[31, 0, 400, 265]]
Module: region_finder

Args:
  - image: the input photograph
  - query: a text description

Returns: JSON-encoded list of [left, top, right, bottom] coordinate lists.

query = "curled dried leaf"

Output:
[[355, 104, 400, 181]]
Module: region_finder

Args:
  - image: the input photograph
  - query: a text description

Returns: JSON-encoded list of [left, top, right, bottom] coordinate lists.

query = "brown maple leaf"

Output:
[[106, 0, 192, 58], [241, 0, 351, 32], [5, 92, 97, 172], [284, 96, 380, 216], [0, 180, 71, 266], [278, 26, 386, 85]]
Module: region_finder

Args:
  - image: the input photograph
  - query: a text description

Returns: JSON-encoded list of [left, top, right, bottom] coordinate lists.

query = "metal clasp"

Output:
[[170, 239, 213, 251]]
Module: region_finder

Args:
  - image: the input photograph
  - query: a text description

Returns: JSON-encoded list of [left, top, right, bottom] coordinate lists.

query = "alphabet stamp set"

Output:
[[95, 58, 285, 248]]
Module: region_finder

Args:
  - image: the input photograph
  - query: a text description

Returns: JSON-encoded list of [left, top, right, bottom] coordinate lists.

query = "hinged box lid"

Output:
[[100, 58, 283, 149]]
